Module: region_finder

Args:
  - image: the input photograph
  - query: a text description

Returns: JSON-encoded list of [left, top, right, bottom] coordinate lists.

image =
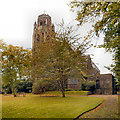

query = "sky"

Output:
[[0, 0, 113, 74]]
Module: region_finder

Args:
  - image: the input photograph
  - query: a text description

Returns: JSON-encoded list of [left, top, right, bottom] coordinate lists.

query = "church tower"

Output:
[[32, 14, 55, 81], [32, 14, 55, 50]]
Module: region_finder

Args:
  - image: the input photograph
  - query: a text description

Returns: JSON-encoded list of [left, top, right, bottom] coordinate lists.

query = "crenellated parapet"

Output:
[[33, 14, 55, 44]]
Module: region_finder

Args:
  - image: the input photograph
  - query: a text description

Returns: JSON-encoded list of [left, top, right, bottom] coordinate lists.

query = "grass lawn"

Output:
[[2, 94, 104, 118], [43, 91, 89, 96]]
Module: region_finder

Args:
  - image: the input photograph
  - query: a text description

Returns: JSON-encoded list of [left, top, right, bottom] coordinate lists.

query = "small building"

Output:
[[96, 74, 116, 95]]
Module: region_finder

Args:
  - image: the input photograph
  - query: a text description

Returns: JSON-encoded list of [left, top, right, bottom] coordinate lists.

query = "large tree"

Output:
[[1, 40, 32, 96], [32, 21, 89, 97], [69, 1, 120, 86]]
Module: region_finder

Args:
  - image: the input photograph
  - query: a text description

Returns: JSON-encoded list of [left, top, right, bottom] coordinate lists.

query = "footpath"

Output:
[[79, 95, 119, 119]]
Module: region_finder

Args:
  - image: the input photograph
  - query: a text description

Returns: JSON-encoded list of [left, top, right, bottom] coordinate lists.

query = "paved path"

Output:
[[79, 95, 119, 118]]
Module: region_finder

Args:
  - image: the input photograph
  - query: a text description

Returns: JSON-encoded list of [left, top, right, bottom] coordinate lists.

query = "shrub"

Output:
[[32, 79, 58, 94], [82, 81, 96, 93]]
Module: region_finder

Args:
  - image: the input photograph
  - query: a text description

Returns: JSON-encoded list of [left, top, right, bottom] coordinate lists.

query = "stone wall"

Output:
[[67, 78, 81, 90], [98, 74, 113, 95]]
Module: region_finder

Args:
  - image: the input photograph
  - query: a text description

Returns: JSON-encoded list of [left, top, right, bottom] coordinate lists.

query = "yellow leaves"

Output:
[[2, 41, 32, 82], [99, 25, 104, 30], [20, 46, 23, 51], [111, 18, 117, 25], [2, 59, 7, 64]]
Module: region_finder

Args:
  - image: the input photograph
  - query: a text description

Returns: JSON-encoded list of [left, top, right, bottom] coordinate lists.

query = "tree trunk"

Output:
[[14, 94, 17, 97], [42, 87, 45, 93], [12, 88, 17, 97], [57, 80, 66, 97], [61, 89, 65, 97]]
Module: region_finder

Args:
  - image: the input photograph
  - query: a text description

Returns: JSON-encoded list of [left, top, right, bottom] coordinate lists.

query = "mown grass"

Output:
[[42, 91, 89, 96], [2, 94, 104, 118]]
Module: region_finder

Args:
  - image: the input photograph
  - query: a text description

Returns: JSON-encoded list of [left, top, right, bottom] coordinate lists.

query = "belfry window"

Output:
[[42, 33, 44, 37], [40, 22, 42, 25], [96, 80, 100, 89], [46, 35, 49, 40], [37, 34, 40, 41]]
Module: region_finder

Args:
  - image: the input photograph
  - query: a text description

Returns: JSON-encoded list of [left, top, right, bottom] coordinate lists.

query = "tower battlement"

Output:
[[33, 14, 54, 32], [33, 14, 55, 44], [37, 14, 51, 27]]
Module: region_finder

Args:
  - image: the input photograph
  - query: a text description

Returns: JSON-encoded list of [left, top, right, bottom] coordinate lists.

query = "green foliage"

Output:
[[69, 2, 119, 47], [32, 80, 44, 94], [17, 79, 33, 93], [1, 40, 32, 96], [32, 79, 57, 94], [82, 81, 96, 93]]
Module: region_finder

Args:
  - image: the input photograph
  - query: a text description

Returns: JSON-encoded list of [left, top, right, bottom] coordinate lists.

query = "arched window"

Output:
[[37, 34, 40, 41], [40, 22, 42, 26], [46, 35, 49, 40], [96, 80, 100, 89], [42, 33, 44, 37]]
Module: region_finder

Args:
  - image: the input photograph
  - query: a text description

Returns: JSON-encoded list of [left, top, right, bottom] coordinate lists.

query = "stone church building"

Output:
[[32, 14, 116, 95]]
